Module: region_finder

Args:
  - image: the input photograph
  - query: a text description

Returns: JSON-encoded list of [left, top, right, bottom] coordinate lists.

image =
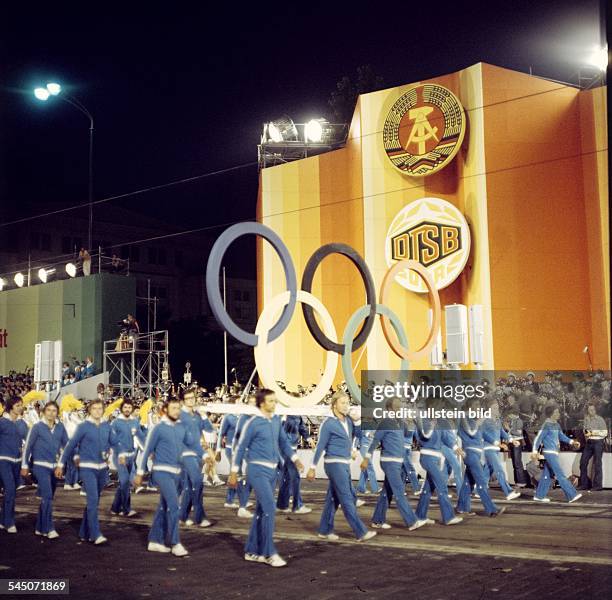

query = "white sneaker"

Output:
[[171, 543, 189, 557], [358, 530, 377, 542], [16, 485, 26, 491], [94, 535, 107, 545], [182, 519, 194, 527], [533, 496, 551, 503], [423, 518, 435, 525], [569, 493, 583, 504], [277, 508, 292, 514], [224, 502, 239, 508], [413, 489, 422, 496], [135, 486, 146, 495], [213, 479, 225, 487], [0, 524, 4, 530], [293, 506, 312, 515], [47, 531, 59, 539], [72, 483, 81, 490], [148, 542, 171, 553], [126, 510, 137, 517], [63, 484, 74, 490], [199, 519, 212, 528], [265, 554, 287, 567], [244, 553, 264, 563], [79, 491, 87, 497], [7, 526, 17, 534], [245, 501, 254, 508], [446, 517, 463, 526], [408, 519, 428, 531], [371, 522, 391, 529], [506, 491, 521, 501], [356, 499, 366, 507], [237, 508, 253, 519], [317, 533, 339, 541], [110, 511, 120, 516], [35, 530, 44, 536]]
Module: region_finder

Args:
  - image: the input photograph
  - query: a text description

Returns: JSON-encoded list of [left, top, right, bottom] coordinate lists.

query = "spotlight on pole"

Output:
[[46, 82, 61, 96], [586, 46, 608, 72], [38, 267, 56, 283], [65, 263, 77, 278], [34, 87, 50, 101], [0, 277, 5, 292], [305, 118, 329, 143], [266, 116, 298, 142], [14, 272, 25, 287]]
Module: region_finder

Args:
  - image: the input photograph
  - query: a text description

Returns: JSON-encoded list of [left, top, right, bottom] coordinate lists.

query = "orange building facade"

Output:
[[256, 63, 609, 389]]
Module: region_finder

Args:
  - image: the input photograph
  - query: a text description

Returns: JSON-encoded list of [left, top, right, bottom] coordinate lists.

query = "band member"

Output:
[[62, 409, 83, 490], [414, 415, 462, 526], [439, 417, 462, 492], [109, 398, 144, 517], [307, 392, 376, 543], [229, 389, 304, 567], [456, 411, 505, 517], [56, 399, 111, 544], [361, 398, 427, 531], [277, 414, 315, 514], [178, 388, 214, 527], [21, 401, 68, 537], [230, 396, 256, 518], [0, 397, 27, 533], [578, 403, 608, 491], [402, 419, 422, 494], [355, 421, 379, 495], [218, 407, 240, 508], [532, 405, 582, 503], [505, 407, 530, 487], [134, 398, 192, 556]]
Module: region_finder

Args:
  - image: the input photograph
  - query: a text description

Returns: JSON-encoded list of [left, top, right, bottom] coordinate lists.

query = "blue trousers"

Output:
[[484, 450, 513, 496], [79, 468, 109, 541], [149, 470, 181, 546], [319, 463, 368, 538], [457, 451, 499, 514], [441, 445, 463, 490], [356, 445, 379, 493], [32, 465, 57, 534], [372, 461, 418, 526], [0, 460, 19, 528], [535, 453, 578, 501], [111, 456, 134, 514], [179, 456, 207, 523], [415, 454, 455, 524], [277, 458, 304, 510], [245, 463, 279, 557], [225, 448, 238, 503], [65, 460, 79, 485], [402, 450, 421, 492]]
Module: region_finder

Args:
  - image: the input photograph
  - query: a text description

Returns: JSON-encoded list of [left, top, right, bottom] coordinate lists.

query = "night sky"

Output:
[[0, 1, 605, 237]]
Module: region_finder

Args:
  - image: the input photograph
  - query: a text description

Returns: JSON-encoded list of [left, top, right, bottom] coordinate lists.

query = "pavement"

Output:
[[1, 481, 611, 599]]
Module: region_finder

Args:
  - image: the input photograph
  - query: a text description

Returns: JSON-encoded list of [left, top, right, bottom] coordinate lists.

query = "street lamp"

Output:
[[33, 81, 95, 251]]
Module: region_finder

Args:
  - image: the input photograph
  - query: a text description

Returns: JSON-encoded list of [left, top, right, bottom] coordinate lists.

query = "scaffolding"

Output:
[[103, 330, 169, 398]]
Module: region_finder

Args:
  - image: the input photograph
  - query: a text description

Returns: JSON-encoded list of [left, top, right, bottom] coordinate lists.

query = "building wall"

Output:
[[257, 62, 609, 387]]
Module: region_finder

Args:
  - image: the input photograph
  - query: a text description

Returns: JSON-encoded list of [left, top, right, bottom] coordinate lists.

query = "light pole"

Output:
[[34, 83, 95, 251]]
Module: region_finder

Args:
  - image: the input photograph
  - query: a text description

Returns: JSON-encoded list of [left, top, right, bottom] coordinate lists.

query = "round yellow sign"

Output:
[[383, 84, 466, 177], [385, 197, 471, 293]]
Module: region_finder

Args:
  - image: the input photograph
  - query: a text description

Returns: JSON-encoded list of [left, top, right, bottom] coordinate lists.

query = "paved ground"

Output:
[[1, 481, 611, 599]]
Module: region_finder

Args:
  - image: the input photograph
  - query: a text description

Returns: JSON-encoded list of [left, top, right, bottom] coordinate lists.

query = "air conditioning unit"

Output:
[[39, 341, 55, 382], [445, 304, 469, 365], [428, 308, 444, 366], [469, 305, 485, 366]]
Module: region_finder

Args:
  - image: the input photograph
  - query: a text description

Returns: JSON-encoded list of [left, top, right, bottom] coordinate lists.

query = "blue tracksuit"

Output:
[[312, 415, 368, 539], [415, 419, 456, 524], [178, 408, 213, 524], [60, 418, 111, 541], [456, 418, 499, 515], [232, 413, 252, 508], [0, 414, 28, 528], [277, 415, 311, 511], [219, 414, 240, 504], [137, 417, 193, 546], [22, 420, 68, 534], [231, 412, 297, 557], [440, 421, 463, 490], [355, 425, 379, 493], [482, 418, 513, 496], [402, 427, 421, 493], [533, 420, 578, 501], [368, 421, 418, 526], [110, 415, 145, 515]]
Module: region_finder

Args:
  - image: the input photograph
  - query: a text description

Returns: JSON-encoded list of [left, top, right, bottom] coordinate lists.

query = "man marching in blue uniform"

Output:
[[0, 397, 27, 533], [229, 395, 256, 518], [307, 392, 376, 543], [228, 389, 304, 567], [134, 397, 193, 556], [109, 398, 145, 517], [21, 401, 68, 538], [57, 399, 111, 545], [532, 405, 582, 503], [218, 407, 239, 508], [402, 419, 422, 494]]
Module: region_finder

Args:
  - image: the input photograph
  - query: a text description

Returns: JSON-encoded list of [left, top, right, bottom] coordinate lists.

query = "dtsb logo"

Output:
[[391, 221, 462, 267]]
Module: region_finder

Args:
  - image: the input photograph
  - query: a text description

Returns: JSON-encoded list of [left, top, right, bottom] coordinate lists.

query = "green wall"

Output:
[[0, 274, 136, 374]]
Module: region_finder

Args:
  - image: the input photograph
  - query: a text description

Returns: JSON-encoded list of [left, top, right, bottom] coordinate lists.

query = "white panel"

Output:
[[469, 305, 485, 365], [445, 304, 469, 365], [33, 343, 42, 383], [428, 308, 444, 366], [53, 340, 63, 382], [40, 341, 54, 381]]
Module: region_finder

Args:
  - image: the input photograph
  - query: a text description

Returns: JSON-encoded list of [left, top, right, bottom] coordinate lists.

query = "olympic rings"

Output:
[[254, 290, 339, 408], [301, 243, 377, 354], [205, 222, 297, 346], [341, 304, 410, 403], [379, 259, 441, 362]]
